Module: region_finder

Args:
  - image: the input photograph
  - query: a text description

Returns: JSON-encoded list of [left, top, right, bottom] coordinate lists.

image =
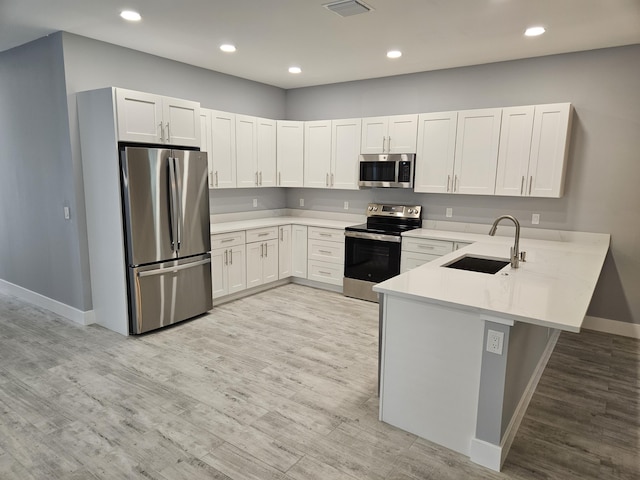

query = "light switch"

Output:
[[532, 213, 540, 225], [253, 199, 258, 208], [63, 206, 70, 220], [446, 208, 453, 218]]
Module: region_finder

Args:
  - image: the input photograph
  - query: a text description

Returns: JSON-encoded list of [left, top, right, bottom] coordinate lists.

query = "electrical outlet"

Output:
[[532, 213, 540, 225], [446, 208, 453, 218], [486, 330, 504, 355], [253, 198, 258, 208], [299, 198, 304, 207], [344, 201, 349, 210]]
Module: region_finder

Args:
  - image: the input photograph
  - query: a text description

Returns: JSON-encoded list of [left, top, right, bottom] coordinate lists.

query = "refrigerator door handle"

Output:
[[173, 157, 183, 250], [137, 258, 211, 277], [168, 157, 179, 251]]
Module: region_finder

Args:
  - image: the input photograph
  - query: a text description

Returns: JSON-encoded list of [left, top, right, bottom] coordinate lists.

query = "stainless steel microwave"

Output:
[[358, 154, 415, 188]]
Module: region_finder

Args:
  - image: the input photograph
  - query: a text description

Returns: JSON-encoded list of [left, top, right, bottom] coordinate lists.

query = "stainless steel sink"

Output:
[[443, 255, 510, 274]]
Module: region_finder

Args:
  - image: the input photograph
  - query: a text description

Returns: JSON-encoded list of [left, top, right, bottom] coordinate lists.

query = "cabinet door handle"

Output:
[[229, 249, 233, 265], [224, 250, 228, 266], [331, 173, 334, 187], [280, 228, 283, 241], [255, 171, 258, 186], [278, 171, 282, 186], [260, 243, 264, 258], [382, 136, 386, 152], [259, 171, 262, 186], [209, 171, 213, 187], [166, 122, 170, 143], [264, 242, 268, 258], [326, 173, 329, 187], [159, 122, 165, 142], [447, 175, 451, 192], [454, 175, 458, 192], [215, 171, 219, 187], [529, 176, 533, 195], [520, 176, 525, 195], [387, 136, 391, 152]]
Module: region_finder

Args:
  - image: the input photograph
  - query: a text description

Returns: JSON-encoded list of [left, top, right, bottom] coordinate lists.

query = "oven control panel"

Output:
[[366, 203, 422, 219]]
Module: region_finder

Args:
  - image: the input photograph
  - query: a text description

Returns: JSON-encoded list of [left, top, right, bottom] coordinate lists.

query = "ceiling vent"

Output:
[[324, 0, 373, 17]]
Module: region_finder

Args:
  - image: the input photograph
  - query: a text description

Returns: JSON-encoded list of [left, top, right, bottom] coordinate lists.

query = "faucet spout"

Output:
[[489, 215, 522, 268]]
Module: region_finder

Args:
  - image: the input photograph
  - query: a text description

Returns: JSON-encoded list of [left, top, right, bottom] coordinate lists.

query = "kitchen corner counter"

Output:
[[374, 229, 610, 332], [210, 216, 356, 235]]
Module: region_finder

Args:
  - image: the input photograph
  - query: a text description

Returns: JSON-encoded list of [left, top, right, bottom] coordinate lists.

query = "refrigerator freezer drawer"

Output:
[[129, 254, 213, 334]]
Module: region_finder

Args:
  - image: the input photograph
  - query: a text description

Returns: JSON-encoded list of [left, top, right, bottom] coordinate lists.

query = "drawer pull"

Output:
[[258, 233, 270, 237], [221, 238, 235, 243], [319, 249, 332, 254], [319, 233, 332, 237], [318, 270, 331, 276], [418, 245, 435, 249]]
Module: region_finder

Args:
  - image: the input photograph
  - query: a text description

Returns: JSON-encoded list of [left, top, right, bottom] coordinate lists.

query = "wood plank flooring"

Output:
[[0, 284, 638, 479]]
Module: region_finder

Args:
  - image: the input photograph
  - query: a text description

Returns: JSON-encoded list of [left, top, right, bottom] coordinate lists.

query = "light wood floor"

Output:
[[0, 284, 638, 479]]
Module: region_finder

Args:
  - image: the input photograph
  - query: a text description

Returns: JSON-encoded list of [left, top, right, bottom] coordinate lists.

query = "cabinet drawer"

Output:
[[400, 252, 441, 273], [308, 239, 344, 264], [308, 260, 343, 286], [211, 231, 246, 249], [402, 237, 454, 256], [308, 226, 345, 243], [246, 226, 278, 243]]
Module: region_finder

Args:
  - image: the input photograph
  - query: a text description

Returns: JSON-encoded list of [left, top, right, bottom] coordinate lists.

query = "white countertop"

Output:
[[210, 216, 356, 235], [374, 229, 610, 332]]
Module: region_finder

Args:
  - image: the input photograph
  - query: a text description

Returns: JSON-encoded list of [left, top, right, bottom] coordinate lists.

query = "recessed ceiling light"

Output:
[[120, 10, 141, 22], [387, 50, 402, 59], [289, 66, 302, 74], [524, 26, 546, 37], [220, 44, 236, 53]]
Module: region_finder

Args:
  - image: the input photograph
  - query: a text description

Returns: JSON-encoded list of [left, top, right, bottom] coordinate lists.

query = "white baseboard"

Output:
[[471, 329, 561, 472], [0, 279, 95, 326], [583, 316, 640, 339]]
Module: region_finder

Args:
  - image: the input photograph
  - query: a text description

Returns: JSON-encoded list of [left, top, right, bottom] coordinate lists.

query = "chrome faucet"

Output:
[[489, 215, 525, 268]]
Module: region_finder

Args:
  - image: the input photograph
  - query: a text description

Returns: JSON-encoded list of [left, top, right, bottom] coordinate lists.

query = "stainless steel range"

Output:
[[343, 203, 422, 302]]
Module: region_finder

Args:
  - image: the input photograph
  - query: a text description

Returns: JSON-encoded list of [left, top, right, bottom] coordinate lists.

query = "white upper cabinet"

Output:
[[304, 120, 332, 188], [256, 117, 277, 187], [331, 118, 361, 190], [414, 112, 458, 193], [115, 88, 200, 147], [453, 108, 502, 195], [199, 109, 214, 187], [495, 106, 535, 196], [361, 114, 418, 154], [236, 114, 258, 188], [495, 103, 572, 197], [238, 115, 277, 188], [210, 110, 236, 189], [304, 118, 361, 189], [528, 103, 573, 198], [277, 121, 304, 187]]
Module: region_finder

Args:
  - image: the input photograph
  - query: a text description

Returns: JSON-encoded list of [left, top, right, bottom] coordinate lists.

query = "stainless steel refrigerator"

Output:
[[120, 145, 213, 334]]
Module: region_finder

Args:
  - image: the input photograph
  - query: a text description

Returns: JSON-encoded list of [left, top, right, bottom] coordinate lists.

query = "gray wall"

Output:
[[284, 45, 640, 325], [0, 34, 88, 310]]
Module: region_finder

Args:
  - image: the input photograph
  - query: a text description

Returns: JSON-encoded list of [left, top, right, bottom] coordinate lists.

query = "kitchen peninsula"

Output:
[[374, 228, 610, 471]]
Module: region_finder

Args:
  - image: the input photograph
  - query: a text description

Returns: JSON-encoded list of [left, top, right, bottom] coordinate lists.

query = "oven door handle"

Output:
[[344, 231, 402, 243]]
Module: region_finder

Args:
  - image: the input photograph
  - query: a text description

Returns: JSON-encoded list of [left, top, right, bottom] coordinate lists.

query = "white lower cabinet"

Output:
[[401, 237, 455, 273], [246, 227, 279, 288], [211, 232, 246, 299], [278, 225, 292, 279], [292, 225, 308, 278], [307, 227, 344, 286]]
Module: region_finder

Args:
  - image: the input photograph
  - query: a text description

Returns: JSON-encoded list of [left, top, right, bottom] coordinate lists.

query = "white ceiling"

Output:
[[1, 0, 639, 89]]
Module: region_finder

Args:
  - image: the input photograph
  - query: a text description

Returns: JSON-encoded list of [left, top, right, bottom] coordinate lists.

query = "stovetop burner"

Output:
[[346, 203, 422, 235]]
